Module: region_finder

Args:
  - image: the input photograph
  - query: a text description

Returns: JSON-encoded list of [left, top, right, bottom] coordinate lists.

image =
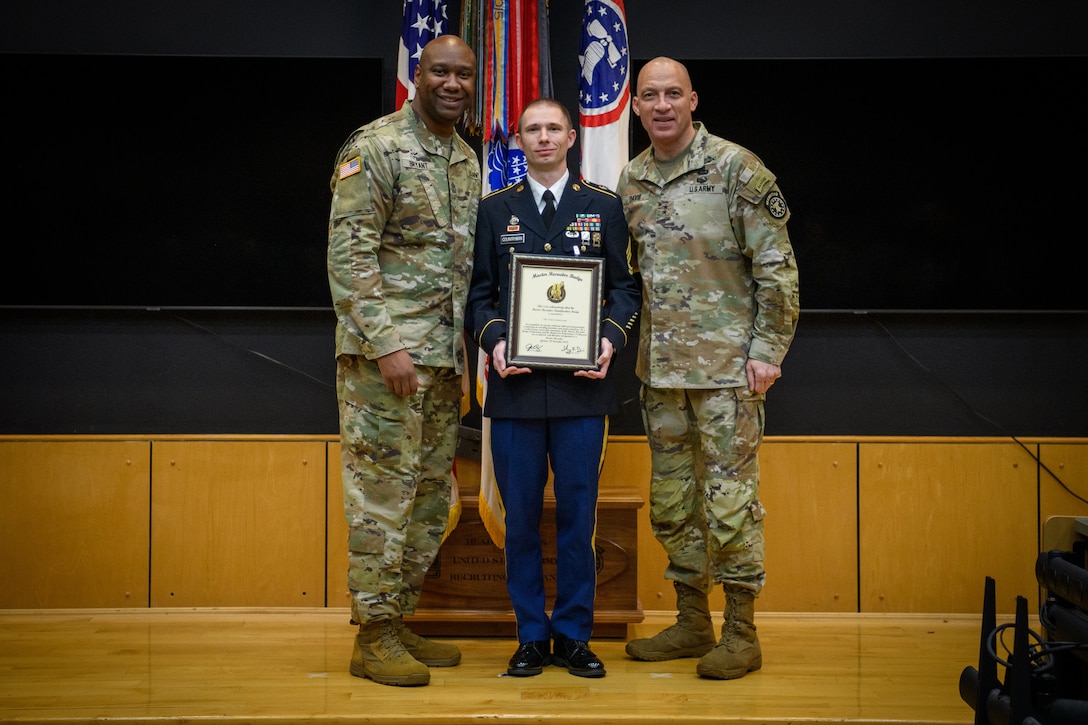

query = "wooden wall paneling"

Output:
[[599, 437, 649, 497], [759, 441, 859, 612], [0, 440, 151, 608], [1039, 443, 1088, 544], [1038, 442, 1088, 607], [326, 442, 350, 609], [6, 436, 1082, 614], [633, 441, 859, 615], [150, 440, 326, 607], [598, 438, 684, 617], [858, 441, 1039, 615]]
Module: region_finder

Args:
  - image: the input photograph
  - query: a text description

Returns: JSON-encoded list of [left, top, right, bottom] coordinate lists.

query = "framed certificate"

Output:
[[508, 254, 603, 370]]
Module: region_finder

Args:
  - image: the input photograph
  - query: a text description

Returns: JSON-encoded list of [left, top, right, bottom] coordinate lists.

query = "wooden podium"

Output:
[[406, 494, 644, 638]]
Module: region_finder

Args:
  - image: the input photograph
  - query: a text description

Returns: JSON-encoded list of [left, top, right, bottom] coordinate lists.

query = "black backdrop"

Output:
[[5, 54, 1085, 311], [630, 57, 1086, 311], [1, 0, 1085, 439], [5, 54, 382, 308]]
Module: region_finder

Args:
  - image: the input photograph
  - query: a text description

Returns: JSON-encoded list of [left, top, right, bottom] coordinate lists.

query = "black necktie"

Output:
[[541, 189, 556, 229]]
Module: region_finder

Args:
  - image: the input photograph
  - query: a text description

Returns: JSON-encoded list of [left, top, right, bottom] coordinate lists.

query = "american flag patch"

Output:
[[339, 157, 361, 179]]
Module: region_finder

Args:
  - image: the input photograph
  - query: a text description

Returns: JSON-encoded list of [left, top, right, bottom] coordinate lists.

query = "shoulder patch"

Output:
[[737, 162, 776, 203], [338, 156, 362, 180], [764, 190, 788, 220]]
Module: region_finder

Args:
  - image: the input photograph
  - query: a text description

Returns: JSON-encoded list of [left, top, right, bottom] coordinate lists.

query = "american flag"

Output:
[[337, 157, 360, 179], [396, 0, 450, 109]]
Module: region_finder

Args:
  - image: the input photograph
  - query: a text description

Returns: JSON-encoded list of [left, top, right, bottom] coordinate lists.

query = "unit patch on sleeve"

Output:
[[764, 191, 788, 220]]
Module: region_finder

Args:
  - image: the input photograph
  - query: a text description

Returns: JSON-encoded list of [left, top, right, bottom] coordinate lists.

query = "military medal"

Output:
[[568, 213, 601, 250]]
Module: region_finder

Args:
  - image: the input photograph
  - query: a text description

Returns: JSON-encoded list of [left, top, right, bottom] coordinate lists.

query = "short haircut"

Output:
[[517, 98, 573, 133]]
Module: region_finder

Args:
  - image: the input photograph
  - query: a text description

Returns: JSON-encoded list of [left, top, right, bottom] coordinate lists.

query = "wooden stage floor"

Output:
[[0, 608, 1001, 724]]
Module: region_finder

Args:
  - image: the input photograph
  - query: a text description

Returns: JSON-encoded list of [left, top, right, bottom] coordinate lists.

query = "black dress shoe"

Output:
[[552, 632, 606, 678], [507, 640, 550, 676]]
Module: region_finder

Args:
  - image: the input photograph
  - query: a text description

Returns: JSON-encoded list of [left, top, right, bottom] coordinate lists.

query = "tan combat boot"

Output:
[[626, 581, 716, 661], [696, 587, 763, 680], [391, 616, 462, 667], [350, 619, 430, 686]]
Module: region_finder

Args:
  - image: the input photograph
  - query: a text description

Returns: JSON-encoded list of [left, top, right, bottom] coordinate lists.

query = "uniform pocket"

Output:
[[731, 386, 765, 455]]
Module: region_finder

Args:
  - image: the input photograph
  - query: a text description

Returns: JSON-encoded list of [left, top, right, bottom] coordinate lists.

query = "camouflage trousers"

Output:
[[336, 354, 460, 623], [640, 385, 767, 595]]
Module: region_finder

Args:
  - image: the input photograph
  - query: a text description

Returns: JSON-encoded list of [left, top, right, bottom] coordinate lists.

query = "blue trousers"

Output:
[[489, 416, 606, 643]]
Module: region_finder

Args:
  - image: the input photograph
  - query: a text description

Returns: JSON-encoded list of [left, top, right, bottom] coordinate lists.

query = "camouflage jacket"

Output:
[[327, 103, 481, 372], [617, 122, 799, 388]]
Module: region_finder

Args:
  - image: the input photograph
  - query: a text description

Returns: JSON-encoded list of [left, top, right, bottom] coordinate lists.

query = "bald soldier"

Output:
[[617, 57, 800, 680], [327, 35, 480, 687]]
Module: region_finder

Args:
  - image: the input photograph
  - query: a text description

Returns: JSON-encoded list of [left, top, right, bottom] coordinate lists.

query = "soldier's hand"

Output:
[[746, 358, 781, 395], [377, 349, 420, 396], [492, 339, 531, 378], [575, 337, 614, 379]]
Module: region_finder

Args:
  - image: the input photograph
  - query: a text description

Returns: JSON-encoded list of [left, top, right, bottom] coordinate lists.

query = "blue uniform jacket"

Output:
[[466, 175, 641, 420]]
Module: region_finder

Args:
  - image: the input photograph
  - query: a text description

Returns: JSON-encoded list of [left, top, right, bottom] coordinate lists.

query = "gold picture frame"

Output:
[[507, 254, 603, 370]]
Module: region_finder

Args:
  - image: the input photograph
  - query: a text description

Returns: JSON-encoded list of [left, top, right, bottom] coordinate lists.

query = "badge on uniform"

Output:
[[764, 191, 788, 220], [567, 213, 602, 241], [507, 215, 521, 232], [338, 157, 361, 179]]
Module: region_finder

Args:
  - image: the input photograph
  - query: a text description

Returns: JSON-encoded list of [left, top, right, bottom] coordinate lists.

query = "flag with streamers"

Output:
[[442, 377, 474, 544], [473, 352, 503, 548], [462, 0, 552, 194], [396, 0, 451, 108], [579, 0, 630, 190], [460, 0, 554, 549]]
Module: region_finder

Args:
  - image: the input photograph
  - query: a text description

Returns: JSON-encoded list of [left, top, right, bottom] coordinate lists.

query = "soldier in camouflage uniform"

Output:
[[617, 57, 800, 680], [327, 35, 480, 687]]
